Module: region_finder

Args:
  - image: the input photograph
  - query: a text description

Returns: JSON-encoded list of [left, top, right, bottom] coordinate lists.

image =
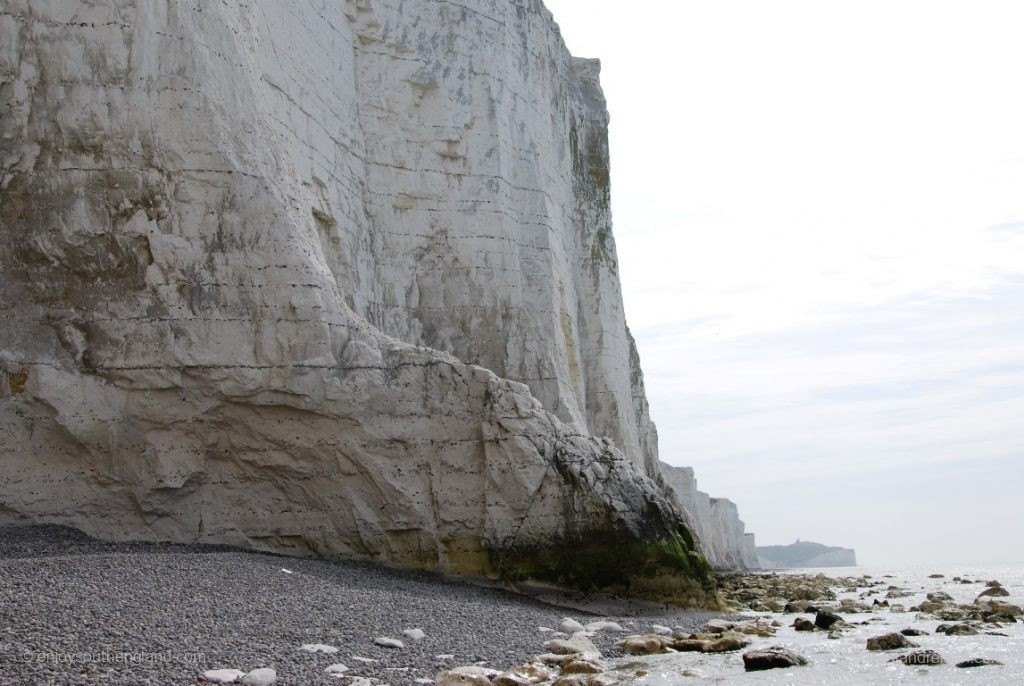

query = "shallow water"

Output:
[[609, 565, 1024, 685]]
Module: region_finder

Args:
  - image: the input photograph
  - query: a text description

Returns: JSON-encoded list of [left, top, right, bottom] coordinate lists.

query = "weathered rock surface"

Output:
[[559, 619, 586, 635], [200, 670, 246, 684], [437, 666, 498, 686], [240, 669, 276, 686], [814, 611, 844, 630], [956, 658, 1004, 668], [866, 633, 917, 651], [742, 646, 808, 671], [0, 0, 721, 600], [659, 464, 758, 569], [936, 623, 979, 636], [617, 634, 673, 656], [892, 651, 945, 666], [701, 636, 749, 653], [793, 617, 817, 632]]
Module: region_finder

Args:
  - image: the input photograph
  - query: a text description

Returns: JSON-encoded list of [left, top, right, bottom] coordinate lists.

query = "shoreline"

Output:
[[0, 525, 720, 686], [3, 525, 1018, 685]]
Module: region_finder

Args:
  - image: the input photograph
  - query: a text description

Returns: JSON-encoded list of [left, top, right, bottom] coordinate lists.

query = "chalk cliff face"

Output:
[[743, 533, 758, 569], [0, 0, 744, 590], [660, 464, 759, 569]]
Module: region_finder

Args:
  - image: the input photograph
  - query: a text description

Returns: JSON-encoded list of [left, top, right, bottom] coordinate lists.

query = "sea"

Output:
[[614, 565, 1024, 685]]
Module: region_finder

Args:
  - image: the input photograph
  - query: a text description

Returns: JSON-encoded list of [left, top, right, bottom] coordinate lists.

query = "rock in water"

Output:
[[561, 659, 607, 675], [0, 0, 723, 603], [494, 663, 553, 685], [701, 636, 749, 653], [672, 639, 711, 653], [867, 633, 918, 651], [937, 624, 979, 636], [893, 651, 945, 666], [956, 659, 1004, 668], [241, 669, 276, 686], [704, 619, 734, 634], [814, 611, 843, 630], [544, 636, 601, 661], [793, 617, 817, 632], [619, 635, 674, 655], [742, 646, 808, 671]]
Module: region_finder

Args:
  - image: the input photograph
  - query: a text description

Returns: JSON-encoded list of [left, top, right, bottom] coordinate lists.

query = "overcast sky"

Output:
[[544, 0, 1024, 567]]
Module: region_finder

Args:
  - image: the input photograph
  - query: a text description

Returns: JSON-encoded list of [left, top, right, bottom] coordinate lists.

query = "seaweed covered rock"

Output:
[[892, 651, 945, 666], [742, 646, 808, 672], [956, 659, 1004, 668], [867, 633, 918, 651]]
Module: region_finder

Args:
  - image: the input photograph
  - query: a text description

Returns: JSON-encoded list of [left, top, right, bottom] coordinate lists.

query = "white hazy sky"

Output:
[[544, 0, 1024, 567]]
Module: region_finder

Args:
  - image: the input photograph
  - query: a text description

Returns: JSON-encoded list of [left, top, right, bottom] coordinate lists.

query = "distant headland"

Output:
[[757, 540, 858, 568]]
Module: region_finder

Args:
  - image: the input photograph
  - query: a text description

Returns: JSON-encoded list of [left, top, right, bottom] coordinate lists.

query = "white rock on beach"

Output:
[[544, 635, 602, 661], [352, 657, 379, 664], [559, 618, 586, 634], [403, 628, 427, 641], [241, 669, 277, 686], [201, 669, 246, 684], [497, 662, 554, 684], [325, 664, 349, 677], [537, 653, 575, 665], [586, 621, 625, 633], [374, 637, 405, 649], [300, 643, 340, 654], [651, 625, 672, 636], [436, 666, 500, 686]]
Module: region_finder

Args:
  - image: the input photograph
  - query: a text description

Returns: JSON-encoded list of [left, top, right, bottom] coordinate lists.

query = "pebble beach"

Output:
[[3, 525, 1020, 685], [0, 526, 715, 685]]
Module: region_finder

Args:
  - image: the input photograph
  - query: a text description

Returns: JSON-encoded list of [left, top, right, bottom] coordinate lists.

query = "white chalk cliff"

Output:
[[659, 464, 758, 569], [0, 0, 754, 591]]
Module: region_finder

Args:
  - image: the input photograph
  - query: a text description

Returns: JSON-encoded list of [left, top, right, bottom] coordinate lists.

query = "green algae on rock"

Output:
[[494, 528, 718, 609]]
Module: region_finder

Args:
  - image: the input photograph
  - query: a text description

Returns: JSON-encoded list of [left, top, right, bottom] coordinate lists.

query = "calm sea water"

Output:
[[612, 565, 1024, 685]]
